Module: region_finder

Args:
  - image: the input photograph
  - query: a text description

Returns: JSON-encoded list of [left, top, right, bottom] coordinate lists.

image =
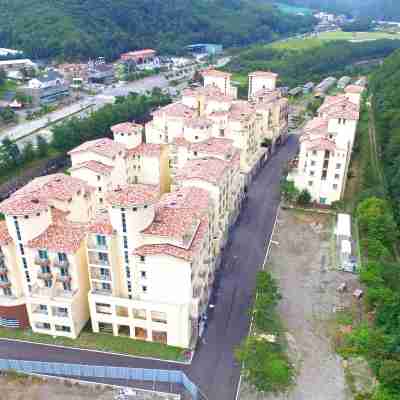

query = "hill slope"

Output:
[[281, 0, 400, 19], [0, 0, 314, 60]]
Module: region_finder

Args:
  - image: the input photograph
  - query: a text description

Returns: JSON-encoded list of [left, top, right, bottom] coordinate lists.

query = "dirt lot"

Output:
[[0, 374, 179, 400], [240, 209, 361, 400]]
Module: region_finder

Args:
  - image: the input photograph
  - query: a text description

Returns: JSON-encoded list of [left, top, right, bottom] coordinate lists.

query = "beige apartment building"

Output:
[[0, 69, 286, 348], [289, 85, 363, 205], [0, 174, 96, 338]]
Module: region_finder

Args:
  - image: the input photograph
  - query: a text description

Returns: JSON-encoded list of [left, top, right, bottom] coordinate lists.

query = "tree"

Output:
[[0, 68, 6, 86], [36, 135, 49, 158], [1, 137, 21, 168], [280, 179, 299, 203], [297, 189, 311, 206], [0, 107, 17, 124], [379, 360, 400, 391], [21, 141, 36, 163]]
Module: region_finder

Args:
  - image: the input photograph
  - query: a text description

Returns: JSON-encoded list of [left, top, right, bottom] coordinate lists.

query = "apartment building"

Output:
[[87, 184, 213, 348], [146, 70, 288, 185], [0, 174, 96, 338], [69, 122, 170, 208], [289, 86, 363, 205]]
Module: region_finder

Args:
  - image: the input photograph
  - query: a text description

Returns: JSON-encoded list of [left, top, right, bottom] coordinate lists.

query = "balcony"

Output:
[[56, 274, 72, 283], [37, 272, 52, 280], [91, 271, 111, 281], [91, 288, 112, 296], [88, 255, 110, 266], [35, 257, 50, 267], [0, 265, 7, 275], [87, 239, 108, 251], [0, 280, 11, 289], [53, 259, 70, 269]]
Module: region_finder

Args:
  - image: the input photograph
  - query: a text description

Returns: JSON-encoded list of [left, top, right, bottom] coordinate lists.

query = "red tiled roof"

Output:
[[190, 137, 236, 159], [159, 186, 211, 213], [68, 138, 126, 159], [127, 143, 162, 157], [27, 208, 87, 253], [134, 217, 208, 262], [202, 69, 231, 78], [0, 174, 94, 216], [249, 71, 278, 78], [106, 184, 159, 207], [111, 122, 142, 135], [142, 207, 200, 242], [303, 117, 328, 134], [304, 137, 337, 152], [0, 221, 12, 246], [153, 102, 195, 118], [176, 157, 229, 185], [345, 85, 364, 94], [88, 211, 114, 235], [70, 160, 114, 175]]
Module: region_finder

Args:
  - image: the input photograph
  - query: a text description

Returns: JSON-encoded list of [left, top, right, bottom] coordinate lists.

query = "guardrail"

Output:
[[0, 358, 199, 399]]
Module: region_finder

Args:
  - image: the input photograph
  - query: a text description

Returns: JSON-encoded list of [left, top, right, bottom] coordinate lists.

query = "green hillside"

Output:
[[0, 0, 314, 60]]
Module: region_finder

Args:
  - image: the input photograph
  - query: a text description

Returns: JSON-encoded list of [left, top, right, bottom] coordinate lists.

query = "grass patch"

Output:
[[317, 31, 400, 42], [0, 324, 186, 362], [0, 79, 18, 98]]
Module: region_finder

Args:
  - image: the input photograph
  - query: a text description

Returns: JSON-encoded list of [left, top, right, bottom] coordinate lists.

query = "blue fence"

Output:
[[0, 359, 199, 399]]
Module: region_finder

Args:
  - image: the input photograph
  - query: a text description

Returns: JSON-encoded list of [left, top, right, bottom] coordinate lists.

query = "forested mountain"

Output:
[[0, 0, 314, 60], [282, 0, 400, 20], [369, 49, 400, 225]]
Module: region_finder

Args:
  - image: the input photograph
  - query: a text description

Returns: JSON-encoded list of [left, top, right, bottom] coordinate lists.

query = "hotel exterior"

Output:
[[289, 84, 364, 205], [0, 70, 288, 348]]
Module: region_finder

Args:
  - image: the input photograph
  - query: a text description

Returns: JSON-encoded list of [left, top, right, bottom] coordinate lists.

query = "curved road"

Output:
[[0, 135, 299, 400]]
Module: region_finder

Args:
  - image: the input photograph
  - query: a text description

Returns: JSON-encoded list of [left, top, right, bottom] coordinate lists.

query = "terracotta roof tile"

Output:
[[106, 184, 159, 207], [68, 138, 126, 159], [127, 143, 162, 157], [111, 122, 142, 135], [345, 85, 364, 94], [202, 69, 231, 78], [176, 157, 229, 185], [134, 217, 208, 262], [88, 211, 114, 235], [0, 174, 94, 216], [249, 71, 279, 78], [70, 160, 114, 175]]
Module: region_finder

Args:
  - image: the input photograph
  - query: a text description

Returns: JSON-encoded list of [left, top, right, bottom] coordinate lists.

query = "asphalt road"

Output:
[[0, 135, 299, 400]]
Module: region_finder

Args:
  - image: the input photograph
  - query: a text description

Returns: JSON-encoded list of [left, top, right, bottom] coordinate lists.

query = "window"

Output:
[[95, 303, 112, 314], [311, 161, 316, 166], [38, 249, 48, 260], [98, 252, 109, 264], [3, 288, 12, 296], [63, 282, 72, 291], [132, 207, 137, 212], [333, 184, 338, 190], [41, 266, 50, 274], [142, 286, 147, 293], [141, 271, 146, 279], [44, 280, 52, 288], [123, 236, 128, 249], [336, 163, 341, 169], [194, 151, 198, 156], [97, 175, 101, 181], [98, 187, 102, 192], [96, 235, 106, 247], [320, 197, 327, 204], [151, 311, 167, 324], [219, 129, 225, 137], [35, 322, 50, 330], [133, 309, 146, 320], [140, 256, 145, 263], [334, 174, 340, 179], [39, 304, 47, 312], [58, 252, 67, 262], [308, 181, 313, 187], [124, 251, 129, 264], [55, 325, 71, 332], [22, 257, 28, 269], [102, 282, 111, 291], [127, 282, 132, 292], [121, 212, 127, 233], [309, 171, 315, 177], [19, 244, 25, 255], [195, 136, 199, 140], [312, 150, 317, 156]]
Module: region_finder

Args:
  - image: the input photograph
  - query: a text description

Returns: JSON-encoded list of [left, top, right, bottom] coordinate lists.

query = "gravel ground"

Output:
[[240, 209, 359, 400], [0, 375, 180, 400]]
